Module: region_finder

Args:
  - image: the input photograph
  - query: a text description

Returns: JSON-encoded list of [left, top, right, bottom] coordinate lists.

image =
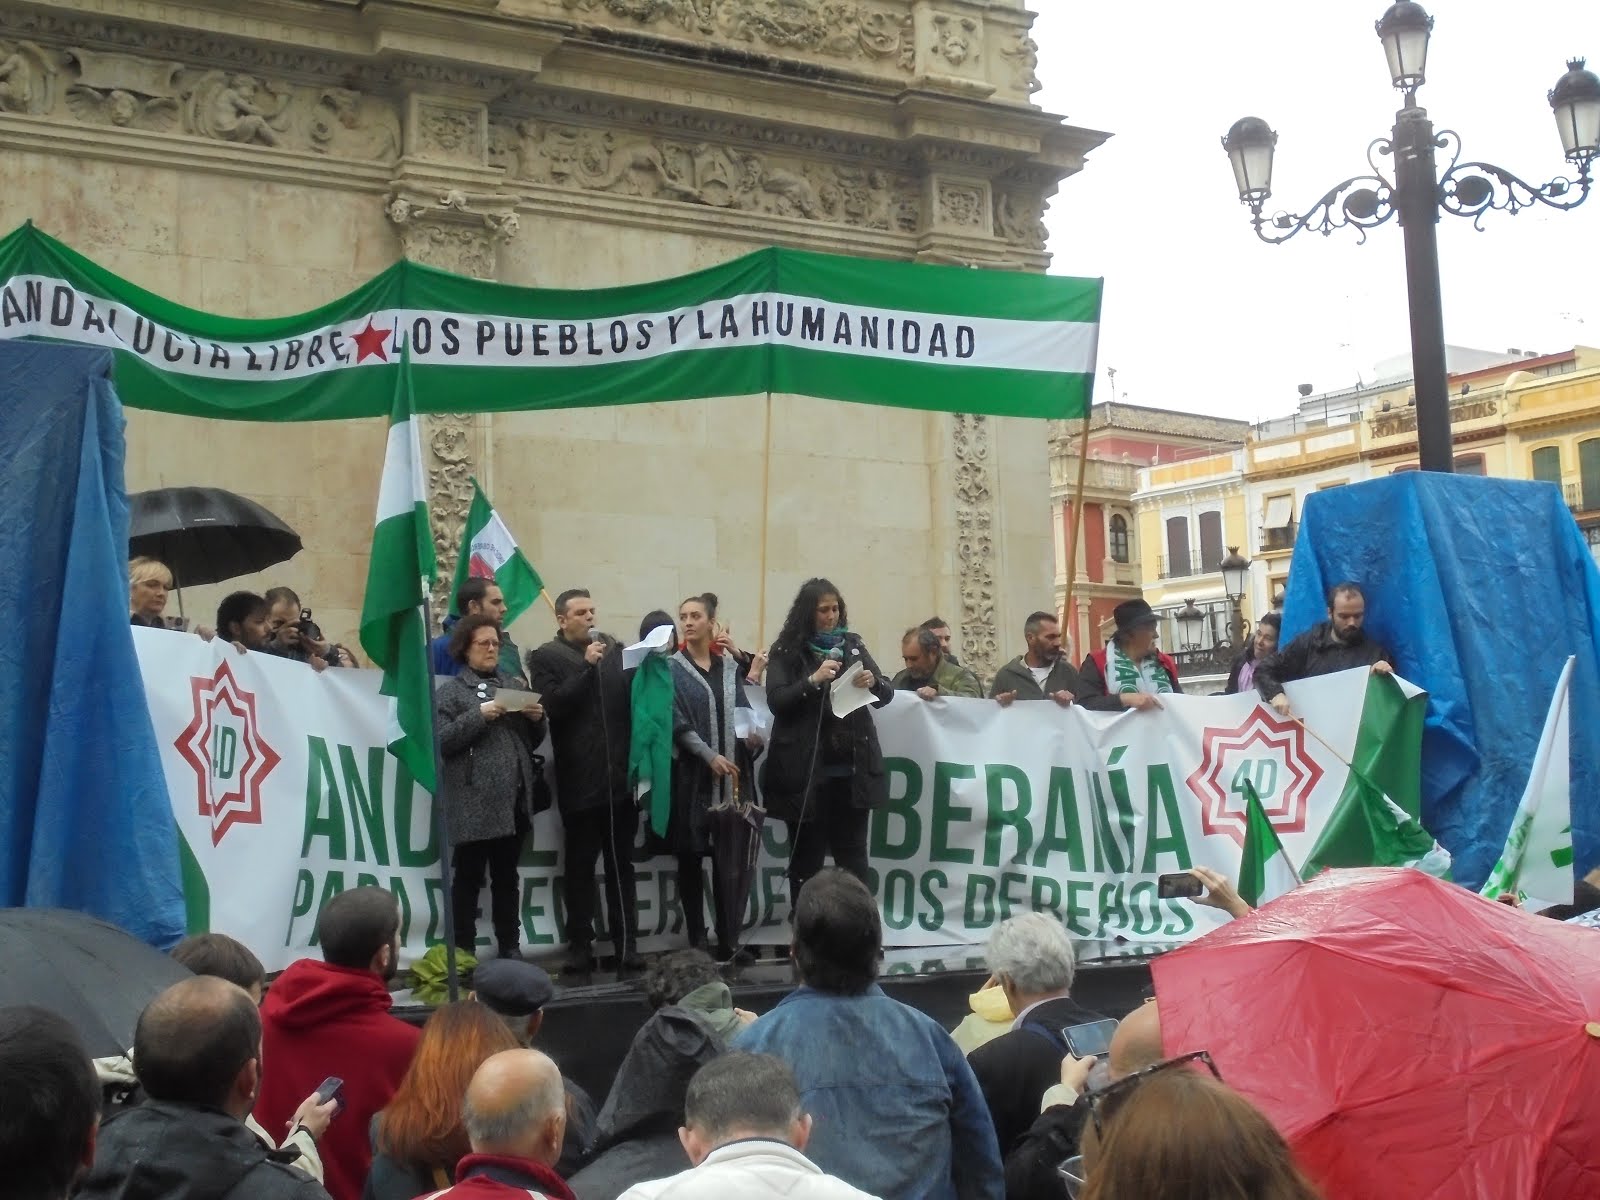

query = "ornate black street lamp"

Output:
[[1220, 546, 1251, 647], [1175, 599, 1205, 653], [1223, 3, 1599, 473]]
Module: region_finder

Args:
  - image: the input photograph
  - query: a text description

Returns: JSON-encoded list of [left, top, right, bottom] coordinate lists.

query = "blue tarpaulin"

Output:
[[0, 342, 185, 946], [1283, 474, 1600, 889]]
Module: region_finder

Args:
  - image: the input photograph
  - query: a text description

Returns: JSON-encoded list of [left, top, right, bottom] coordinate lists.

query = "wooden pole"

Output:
[[1060, 404, 1094, 660], [757, 391, 774, 648], [540, 588, 557, 614]]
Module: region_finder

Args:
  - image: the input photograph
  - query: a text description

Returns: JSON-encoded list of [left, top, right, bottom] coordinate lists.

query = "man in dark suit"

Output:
[[966, 913, 1109, 1156]]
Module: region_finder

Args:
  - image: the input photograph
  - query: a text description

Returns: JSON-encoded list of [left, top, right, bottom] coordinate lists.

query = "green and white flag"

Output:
[[1301, 672, 1452, 880], [1238, 781, 1301, 908], [0, 222, 1101, 422], [1481, 658, 1574, 909], [447, 479, 543, 627], [358, 348, 438, 792]]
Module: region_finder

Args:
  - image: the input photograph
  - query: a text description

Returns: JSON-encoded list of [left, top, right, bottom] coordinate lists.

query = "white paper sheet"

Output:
[[622, 623, 675, 670], [493, 688, 542, 711], [830, 662, 878, 717]]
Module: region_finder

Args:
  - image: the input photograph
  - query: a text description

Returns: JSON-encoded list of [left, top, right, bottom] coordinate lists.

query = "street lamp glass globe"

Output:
[[1550, 58, 1600, 166], [1220, 547, 1250, 600], [1376, 1, 1433, 92], [1222, 117, 1277, 204], [1176, 600, 1204, 645]]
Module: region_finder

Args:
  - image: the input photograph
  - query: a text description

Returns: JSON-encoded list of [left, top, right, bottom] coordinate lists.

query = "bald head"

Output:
[[134, 975, 261, 1115], [1108, 1000, 1163, 1081], [463, 1049, 566, 1164]]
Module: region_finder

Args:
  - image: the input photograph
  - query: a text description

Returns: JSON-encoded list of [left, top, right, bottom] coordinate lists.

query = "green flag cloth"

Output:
[[358, 347, 438, 791], [1302, 673, 1451, 879], [447, 479, 543, 626], [0, 221, 1102, 422], [629, 654, 675, 838], [1238, 780, 1301, 908], [1481, 658, 1575, 907]]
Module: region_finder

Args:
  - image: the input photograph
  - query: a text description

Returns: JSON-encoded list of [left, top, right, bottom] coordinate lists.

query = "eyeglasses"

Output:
[[469, 639, 499, 650], [1057, 1155, 1088, 1199], [1084, 1050, 1221, 1137]]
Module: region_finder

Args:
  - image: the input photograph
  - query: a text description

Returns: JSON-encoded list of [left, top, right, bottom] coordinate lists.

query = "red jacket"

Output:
[[417, 1153, 575, 1200], [256, 959, 422, 1200]]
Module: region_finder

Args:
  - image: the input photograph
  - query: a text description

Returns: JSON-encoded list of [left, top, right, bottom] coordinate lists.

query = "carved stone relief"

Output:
[[953, 412, 999, 683], [63, 48, 179, 130], [560, 0, 915, 71], [491, 118, 923, 231], [0, 40, 61, 116], [937, 181, 985, 229], [930, 12, 981, 69], [999, 32, 1041, 95], [993, 188, 1047, 250], [412, 97, 486, 166]]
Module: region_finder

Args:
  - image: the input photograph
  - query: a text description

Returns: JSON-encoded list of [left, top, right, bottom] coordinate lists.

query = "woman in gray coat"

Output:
[[437, 613, 546, 959]]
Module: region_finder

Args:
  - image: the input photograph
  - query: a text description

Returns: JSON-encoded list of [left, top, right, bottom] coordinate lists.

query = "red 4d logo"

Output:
[[174, 660, 282, 845], [1185, 708, 1324, 847]]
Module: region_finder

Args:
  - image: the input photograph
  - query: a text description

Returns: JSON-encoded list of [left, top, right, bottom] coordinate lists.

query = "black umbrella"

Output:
[[709, 756, 766, 959], [0, 909, 193, 1057], [129, 486, 301, 588]]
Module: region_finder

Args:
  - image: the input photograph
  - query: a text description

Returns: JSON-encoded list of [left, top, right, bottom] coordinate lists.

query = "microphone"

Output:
[[588, 629, 603, 644], [827, 645, 845, 662]]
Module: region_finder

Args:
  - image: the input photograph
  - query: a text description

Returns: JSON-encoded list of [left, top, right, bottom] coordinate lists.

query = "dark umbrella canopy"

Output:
[[128, 486, 301, 587], [0, 908, 193, 1057], [711, 754, 766, 954]]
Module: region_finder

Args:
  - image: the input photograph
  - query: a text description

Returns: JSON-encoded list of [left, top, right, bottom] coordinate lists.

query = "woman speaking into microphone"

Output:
[[761, 577, 894, 908]]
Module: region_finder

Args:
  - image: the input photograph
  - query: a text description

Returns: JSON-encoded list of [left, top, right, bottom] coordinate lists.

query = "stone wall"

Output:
[[0, 0, 1106, 677]]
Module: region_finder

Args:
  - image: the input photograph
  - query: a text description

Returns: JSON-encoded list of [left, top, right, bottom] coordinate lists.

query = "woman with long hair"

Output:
[[364, 1001, 522, 1200], [759, 577, 893, 908], [665, 593, 761, 959], [1078, 1066, 1321, 1200]]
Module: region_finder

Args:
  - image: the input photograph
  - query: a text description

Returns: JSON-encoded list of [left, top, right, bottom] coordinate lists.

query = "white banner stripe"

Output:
[[0, 274, 1097, 382]]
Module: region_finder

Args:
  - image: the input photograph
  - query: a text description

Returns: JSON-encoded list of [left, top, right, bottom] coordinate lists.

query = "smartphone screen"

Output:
[[1157, 871, 1205, 900], [1062, 1018, 1120, 1059]]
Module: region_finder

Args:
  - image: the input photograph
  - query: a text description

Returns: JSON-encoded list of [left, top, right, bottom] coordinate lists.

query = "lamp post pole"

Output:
[[1393, 103, 1453, 472]]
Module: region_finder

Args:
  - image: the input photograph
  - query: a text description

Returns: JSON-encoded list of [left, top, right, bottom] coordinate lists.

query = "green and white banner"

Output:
[[136, 628, 1421, 971], [0, 223, 1100, 421]]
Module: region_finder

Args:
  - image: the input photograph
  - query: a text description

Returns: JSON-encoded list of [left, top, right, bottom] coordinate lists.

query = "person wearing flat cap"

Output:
[[1074, 600, 1183, 712], [471, 959, 597, 1175]]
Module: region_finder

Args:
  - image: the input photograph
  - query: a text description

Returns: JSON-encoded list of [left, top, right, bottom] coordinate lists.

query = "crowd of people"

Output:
[[3, 869, 1333, 1200]]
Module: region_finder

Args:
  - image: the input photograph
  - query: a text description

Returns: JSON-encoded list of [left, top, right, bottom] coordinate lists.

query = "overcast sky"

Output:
[[1031, 0, 1600, 422]]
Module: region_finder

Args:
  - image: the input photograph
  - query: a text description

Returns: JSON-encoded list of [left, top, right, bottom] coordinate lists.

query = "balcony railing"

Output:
[[1567, 482, 1600, 513], [1053, 456, 1140, 494], [1170, 643, 1240, 675], [1260, 520, 1297, 552], [1159, 554, 1195, 579]]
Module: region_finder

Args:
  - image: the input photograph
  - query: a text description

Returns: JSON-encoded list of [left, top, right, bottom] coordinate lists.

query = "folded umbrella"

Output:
[[128, 486, 301, 588], [0, 908, 193, 1057], [1153, 868, 1600, 1200]]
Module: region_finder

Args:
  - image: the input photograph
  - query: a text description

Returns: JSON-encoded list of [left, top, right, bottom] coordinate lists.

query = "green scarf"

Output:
[[629, 651, 675, 837], [1107, 638, 1174, 694]]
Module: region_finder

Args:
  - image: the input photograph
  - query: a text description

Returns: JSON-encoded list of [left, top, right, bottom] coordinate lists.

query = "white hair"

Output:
[[985, 912, 1076, 996]]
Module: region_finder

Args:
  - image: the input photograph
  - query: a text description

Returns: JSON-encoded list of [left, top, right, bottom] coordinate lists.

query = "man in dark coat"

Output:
[[525, 588, 641, 976], [1256, 582, 1393, 715], [76, 977, 329, 1200], [990, 611, 1077, 705], [966, 914, 1108, 1157]]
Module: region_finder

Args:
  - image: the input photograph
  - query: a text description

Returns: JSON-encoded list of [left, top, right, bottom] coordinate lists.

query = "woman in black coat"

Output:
[[759, 577, 893, 907], [436, 613, 546, 959]]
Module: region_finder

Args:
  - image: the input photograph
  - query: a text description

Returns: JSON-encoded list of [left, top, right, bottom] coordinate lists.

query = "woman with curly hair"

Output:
[[363, 1001, 521, 1200], [759, 577, 893, 909]]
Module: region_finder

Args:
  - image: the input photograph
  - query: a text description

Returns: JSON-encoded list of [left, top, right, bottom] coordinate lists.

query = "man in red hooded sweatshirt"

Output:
[[256, 886, 422, 1200]]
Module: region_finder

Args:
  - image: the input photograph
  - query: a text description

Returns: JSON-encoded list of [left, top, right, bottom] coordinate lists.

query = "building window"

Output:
[[1586, 525, 1600, 568], [1453, 454, 1486, 476], [1109, 514, 1130, 563], [1197, 510, 1224, 575], [1164, 516, 1191, 578], [1261, 494, 1295, 551], [1581, 439, 1600, 511], [1531, 445, 1562, 486]]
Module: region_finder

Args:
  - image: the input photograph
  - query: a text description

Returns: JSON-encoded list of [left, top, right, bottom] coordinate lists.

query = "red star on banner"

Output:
[[173, 660, 282, 845], [352, 318, 392, 363], [1184, 707, 1324, 847]]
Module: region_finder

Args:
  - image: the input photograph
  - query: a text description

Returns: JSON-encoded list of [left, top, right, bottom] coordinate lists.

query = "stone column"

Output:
[[951, 412, 1001, 683], [386, 91, 519, 610]]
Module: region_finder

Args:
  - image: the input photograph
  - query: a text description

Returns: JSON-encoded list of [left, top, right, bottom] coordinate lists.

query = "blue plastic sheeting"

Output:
[[1283, 474, 1600, 889], [0, 342, 185, 947]]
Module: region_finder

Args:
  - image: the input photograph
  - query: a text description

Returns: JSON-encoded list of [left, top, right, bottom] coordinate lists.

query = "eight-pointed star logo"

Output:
[[1185, 707, 1324, 847], [174, 659, 282, 845]]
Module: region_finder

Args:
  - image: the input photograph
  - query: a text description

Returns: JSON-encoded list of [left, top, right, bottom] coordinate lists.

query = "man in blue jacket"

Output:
[[736, 869, 1003, 1200], [431, 577, 527, 684]]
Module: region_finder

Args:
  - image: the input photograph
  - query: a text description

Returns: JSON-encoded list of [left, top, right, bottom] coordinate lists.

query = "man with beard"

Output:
[[990, 612, 1076, 706], [253, 887, 422, 1200], [1256, 582, 1392, 716]]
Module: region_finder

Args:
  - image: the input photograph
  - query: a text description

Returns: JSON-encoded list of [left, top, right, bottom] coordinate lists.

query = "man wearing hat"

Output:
[[1075, 600, 1183, 711], [472, 959, 597, 1176]]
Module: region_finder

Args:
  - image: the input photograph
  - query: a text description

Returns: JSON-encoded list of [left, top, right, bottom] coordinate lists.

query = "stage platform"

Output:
[[396, 941, 1170, 1103]]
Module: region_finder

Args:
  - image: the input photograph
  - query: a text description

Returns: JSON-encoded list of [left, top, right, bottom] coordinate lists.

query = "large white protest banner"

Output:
[[136, 630, 1411, 971]]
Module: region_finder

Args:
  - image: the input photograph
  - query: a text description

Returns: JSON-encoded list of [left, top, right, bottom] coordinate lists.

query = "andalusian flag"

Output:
[[1481, 658, 1575, 909], [1238, 781, 1300, 908], [447, 479, 542, 626], [359, 348, 438, 791], [1301, 672, 1452, 880]]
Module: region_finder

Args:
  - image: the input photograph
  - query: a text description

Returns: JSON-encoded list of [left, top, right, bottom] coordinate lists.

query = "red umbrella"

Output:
[[1152, 868, 1600, 1200]]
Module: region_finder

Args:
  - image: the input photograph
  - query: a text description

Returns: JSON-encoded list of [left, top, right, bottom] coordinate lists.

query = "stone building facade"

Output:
[[0, 0, 1106, 677]]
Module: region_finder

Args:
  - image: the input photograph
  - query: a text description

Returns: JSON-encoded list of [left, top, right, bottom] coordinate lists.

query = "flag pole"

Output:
[[1059, 403, 1093, 659], [540, 588, 557, 614], [421, 584, 462, 1003], [757, 390, 774, 648]]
